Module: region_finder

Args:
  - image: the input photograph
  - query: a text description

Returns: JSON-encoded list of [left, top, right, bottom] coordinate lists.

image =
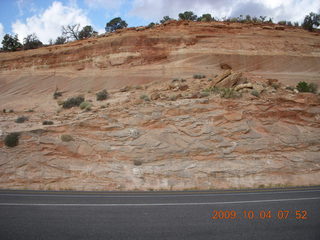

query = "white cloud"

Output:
[[84, 0, 125, 10], [0, 23, 4, 47], [11, 1, 91, 44], [0, 23, 4, 37], [16, 0, 38, 16], [129, 0, 320, 23], [97, 28, 106, 34], [249, 0, 320, 22], [16, 0, 25, 16], [130, 0, 236, 21]]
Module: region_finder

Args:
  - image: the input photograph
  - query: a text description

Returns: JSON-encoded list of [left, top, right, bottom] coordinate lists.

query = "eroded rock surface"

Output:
[[1, 73, 319, 191]]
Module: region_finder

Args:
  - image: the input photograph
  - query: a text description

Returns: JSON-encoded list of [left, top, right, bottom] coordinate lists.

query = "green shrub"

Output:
[[211, 87, 221, 94], [15, 116, 28, 123], [42, 120, 54, 125], [62, 96, 85, 109], [296, 81, 318, 93], [4, 132, 20, 147], [193, 74, 206, 79], [251, 90, 260, 97], [296, 81, 308, 92], [61, 134, 74, 142], [96, 89, 108, 101], [220, 88, 241, 99], [202, 86, 223, 95], [201, 86, 242, 98], [202, 87, 211, 94], [79, 101, 92, 111], [202, 88, 211, 93], [140, 94, 150, 101]]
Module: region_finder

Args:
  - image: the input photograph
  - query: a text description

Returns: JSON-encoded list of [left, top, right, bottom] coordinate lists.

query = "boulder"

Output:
[[234, 83, 253, 91], [168, 79, 189, 91], [120, 86, 131, 92], [211, 70, 232, 86], [179, 84, 189, 91], [150, 92, 160, 100], [135, 27, 146, 31], [215, 72, 243, 88], [267, 78, 278, 86], [109, 52, 141, 66], [252, 83, 265, 94], [220, 63, 232, 70]]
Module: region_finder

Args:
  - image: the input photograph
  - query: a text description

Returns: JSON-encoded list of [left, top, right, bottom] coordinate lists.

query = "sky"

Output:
[[0, 0, 319, 46]]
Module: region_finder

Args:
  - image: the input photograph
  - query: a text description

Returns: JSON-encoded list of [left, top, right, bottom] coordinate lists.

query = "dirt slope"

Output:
[[0, 21, 319, 110], [0, 21, 319, 190]]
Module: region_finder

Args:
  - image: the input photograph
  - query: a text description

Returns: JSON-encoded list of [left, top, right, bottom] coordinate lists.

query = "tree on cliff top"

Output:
[[160, 16, 173, 24], [78, 25, 97, 39], [62, 24, 80, 40], [197, 14, 214, 22], [178, 11, 197, 21], [105, 17, 128, 32], [302, 12, 320, 31], [1, 34, 22, 51], [23, 33, 43, 50], [55, 36, 67, 45]]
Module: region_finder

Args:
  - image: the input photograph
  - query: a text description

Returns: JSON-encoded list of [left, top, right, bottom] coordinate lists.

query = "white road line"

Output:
[[0, 189, 320, 198], [0, 197, 319, 207]]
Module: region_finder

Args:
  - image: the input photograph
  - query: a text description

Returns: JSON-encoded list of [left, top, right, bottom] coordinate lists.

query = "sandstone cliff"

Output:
[[0, 21, 319, 190]]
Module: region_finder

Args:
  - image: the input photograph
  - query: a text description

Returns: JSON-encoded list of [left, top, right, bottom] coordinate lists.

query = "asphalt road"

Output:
[[0, 186, 319, 240]]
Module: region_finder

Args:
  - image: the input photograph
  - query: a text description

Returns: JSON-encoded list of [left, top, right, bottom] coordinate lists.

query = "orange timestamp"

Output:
[[211, 210, 308, 220]]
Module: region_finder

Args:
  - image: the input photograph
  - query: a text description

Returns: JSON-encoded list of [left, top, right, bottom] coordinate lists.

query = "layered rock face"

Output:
[[0, 21, 319, 190], [1, 21, 319, 110]]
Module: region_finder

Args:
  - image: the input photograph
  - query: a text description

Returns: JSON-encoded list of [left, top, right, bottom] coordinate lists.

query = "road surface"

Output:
[[0, 186, 319, 239]]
